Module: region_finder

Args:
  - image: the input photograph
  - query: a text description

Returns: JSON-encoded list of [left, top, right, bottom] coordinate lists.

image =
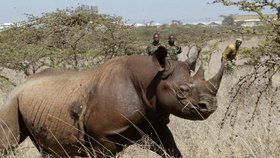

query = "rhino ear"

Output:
[[152, 46, 167, 71]]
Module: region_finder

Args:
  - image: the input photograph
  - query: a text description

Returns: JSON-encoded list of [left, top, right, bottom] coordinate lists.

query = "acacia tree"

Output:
[[24, 7, 109, 69], [0, 5, 138, 78], [0, 7, 100, 75], [212, 0, 280, 41], [95, 15, 140, 61], [220, 14, 235, 25], [0, 25, 53, 75]]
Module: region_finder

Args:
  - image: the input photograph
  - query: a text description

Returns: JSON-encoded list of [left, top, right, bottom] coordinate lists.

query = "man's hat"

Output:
[[236, 38, 242, 42]]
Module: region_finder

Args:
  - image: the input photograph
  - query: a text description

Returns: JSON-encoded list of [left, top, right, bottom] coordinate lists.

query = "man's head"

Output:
[[235, 38, 242, 47], [153, 33, 160, 44], [168, 35, 175, 45]]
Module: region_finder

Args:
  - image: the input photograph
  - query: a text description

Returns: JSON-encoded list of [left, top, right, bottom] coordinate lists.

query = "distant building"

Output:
[[0, 23, 13, 31], [150, 22, 162, 27], [125, 20, 223, 28], [76, 5, 98, 13], [124, 22, 162, 27], [208, 22, 220, 27], [187, 21, 221, 26], [133, 23, 145, 27], [196, 23, 207, 27], [233, 14, 276, 27]]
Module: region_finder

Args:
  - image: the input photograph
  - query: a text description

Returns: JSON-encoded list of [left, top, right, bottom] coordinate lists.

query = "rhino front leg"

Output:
[[0, 97, 20, 152], [150, 124, 182, 158]]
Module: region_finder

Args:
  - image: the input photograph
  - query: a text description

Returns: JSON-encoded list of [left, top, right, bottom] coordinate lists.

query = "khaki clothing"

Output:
[[166, 44, 182, 60], [146, 42, 163, 56], [223, 44, 238, 62]]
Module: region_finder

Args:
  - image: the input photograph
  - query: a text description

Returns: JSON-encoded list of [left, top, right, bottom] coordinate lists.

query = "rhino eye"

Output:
[[188, 83, 194, 88]]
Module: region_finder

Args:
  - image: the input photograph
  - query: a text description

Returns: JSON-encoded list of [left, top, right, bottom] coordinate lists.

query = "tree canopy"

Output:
[[0, 6, 138, 75]]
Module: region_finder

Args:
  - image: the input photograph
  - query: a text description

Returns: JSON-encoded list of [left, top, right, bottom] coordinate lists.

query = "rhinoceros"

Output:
[[0, 46, 224, 158]]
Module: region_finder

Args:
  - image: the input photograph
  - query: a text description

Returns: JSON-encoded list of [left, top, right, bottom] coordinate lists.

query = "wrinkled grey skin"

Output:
[[0, 46, 224, 158]]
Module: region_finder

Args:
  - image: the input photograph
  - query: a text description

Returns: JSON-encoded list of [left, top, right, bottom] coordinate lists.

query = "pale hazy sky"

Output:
[[0, 0, 275, 24]]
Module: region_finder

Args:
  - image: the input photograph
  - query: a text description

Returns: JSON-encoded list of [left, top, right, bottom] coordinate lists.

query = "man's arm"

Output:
[[223, 46, 231, 62], [176, 46, 182, 54], [146, 45, 151, 56]]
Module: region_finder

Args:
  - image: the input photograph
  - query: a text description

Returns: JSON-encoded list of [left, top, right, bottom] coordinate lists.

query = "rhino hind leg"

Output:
[[0, 97, 21, 153]]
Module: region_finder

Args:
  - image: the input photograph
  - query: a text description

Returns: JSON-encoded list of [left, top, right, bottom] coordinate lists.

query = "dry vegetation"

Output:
[[0, 1, 280, 157], [0, 37, 279, 158]]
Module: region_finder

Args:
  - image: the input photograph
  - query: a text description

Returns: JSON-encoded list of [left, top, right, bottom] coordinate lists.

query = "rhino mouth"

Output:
[[179, 99, 193, 112], [180, 99, 210, 114]]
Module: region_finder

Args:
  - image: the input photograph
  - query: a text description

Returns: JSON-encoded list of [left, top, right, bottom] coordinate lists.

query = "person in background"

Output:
[[222, 38, 243, 68], [166, 35, 182, 60], [146, 33, 163, 56]]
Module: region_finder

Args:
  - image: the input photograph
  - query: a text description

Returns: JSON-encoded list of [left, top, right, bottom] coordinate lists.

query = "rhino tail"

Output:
[[0, 95, 21, 152]]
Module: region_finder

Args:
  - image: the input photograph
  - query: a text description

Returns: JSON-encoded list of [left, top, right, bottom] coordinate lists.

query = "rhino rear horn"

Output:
[[193, 64, 205, 79], [207, 58, 225, 93], [185, 47, 201, 71]]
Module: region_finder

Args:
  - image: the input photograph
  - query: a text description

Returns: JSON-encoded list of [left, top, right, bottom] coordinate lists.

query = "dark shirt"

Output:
[[166, 44, 182, 60], [146, 42, 163, 56]]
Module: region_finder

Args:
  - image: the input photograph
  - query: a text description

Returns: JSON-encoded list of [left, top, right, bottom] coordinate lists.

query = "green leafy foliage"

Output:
[[220, 14, 235, 26], [212, 0, 280, 42], [0, 9, 245, 77], [212, 0, 279, 69], [1, 3, 279, 76], [0, 6, 137, 75]]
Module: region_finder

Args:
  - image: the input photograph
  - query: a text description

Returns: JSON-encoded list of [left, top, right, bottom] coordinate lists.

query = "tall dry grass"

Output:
[[0, 37, 279, 158]]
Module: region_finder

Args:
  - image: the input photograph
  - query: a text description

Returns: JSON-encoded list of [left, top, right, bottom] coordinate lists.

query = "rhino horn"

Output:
[[193, 64, 205, 79], [207, 58, 225, 94]]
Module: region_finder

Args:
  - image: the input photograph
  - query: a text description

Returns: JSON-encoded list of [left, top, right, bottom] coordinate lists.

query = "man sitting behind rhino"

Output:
[[146, 32, 164, 56], [223, 38, 242, 69], [166, 35, 182, 61]]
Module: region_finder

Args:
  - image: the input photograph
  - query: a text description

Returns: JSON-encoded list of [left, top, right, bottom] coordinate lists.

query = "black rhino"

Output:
[[0, 46, 224, 157]]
